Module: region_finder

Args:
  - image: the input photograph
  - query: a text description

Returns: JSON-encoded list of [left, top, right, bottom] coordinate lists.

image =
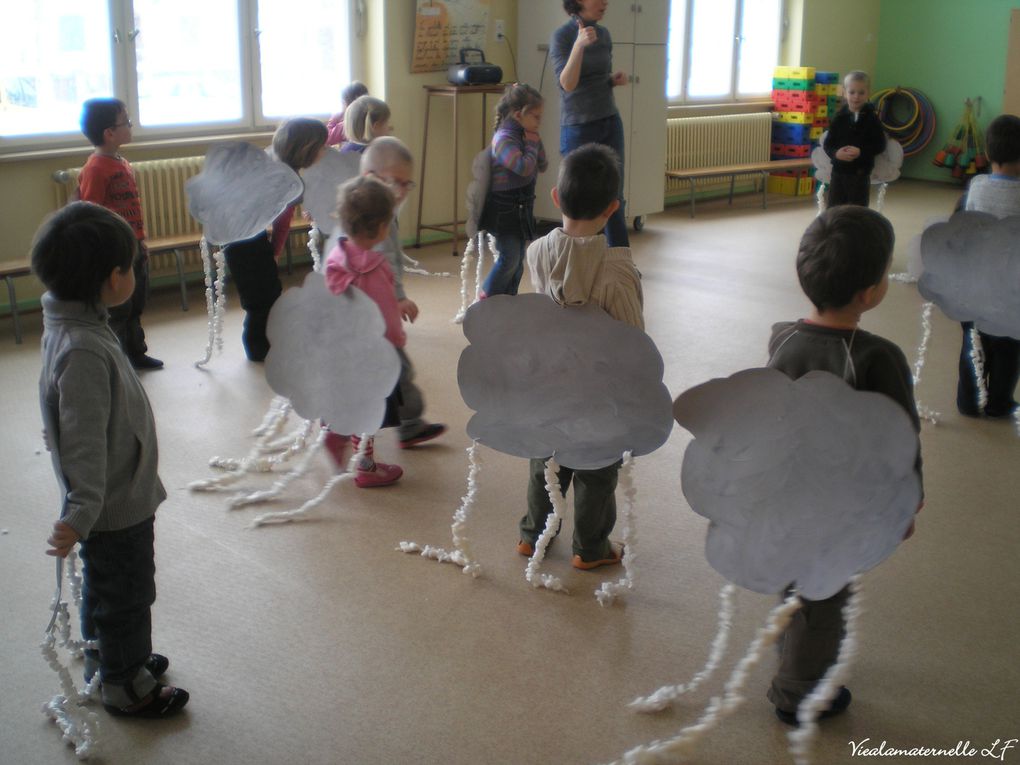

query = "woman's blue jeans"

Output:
[[560, 113, 629, 247]]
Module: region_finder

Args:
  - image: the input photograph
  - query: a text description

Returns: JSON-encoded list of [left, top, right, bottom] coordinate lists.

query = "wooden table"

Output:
[[414, 83, 507, 254]]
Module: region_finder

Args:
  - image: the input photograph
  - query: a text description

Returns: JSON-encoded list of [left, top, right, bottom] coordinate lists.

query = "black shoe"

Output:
[[104, 684, 189, 718], [398, 423, 447, 449], [145, 653, 169, 678], [131, 354, 164, 370], [984, 401, 1019, 419], [775, 686, 852, 726]]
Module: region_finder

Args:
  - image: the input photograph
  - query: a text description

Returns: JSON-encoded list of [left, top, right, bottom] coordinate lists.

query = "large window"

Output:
[[0, 0, 352, 147], [667, 0, 783, 103]]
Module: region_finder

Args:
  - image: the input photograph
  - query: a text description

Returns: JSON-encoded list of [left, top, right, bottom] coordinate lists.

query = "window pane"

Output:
[[0, 0, 113, 137], [666, 1, 687, 100], [737, 0, 781, 96], [687, 0, 736, 99], [134, 0, 242, 127], [258, 0, 351, 119]]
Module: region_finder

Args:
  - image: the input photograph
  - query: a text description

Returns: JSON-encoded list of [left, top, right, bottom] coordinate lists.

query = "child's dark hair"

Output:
[[341, 81, 369, 108], [985, 114, 1020, 166], [272, 118, 328, 171], [797, 206, 894, 311], [80, 98, 126, 146], [31, 202, 137, 308], [337, 176, 395, 240], [556, 143, 620, 221], [493, 83, 543, 132], [562, 0, 583, 14]]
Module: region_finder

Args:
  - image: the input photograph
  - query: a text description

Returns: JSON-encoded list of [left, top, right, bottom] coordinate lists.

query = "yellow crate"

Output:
[[814, 84, 826, 95], [768, 175, 798, 195], [797, 177, 815, 195], [773, 66, 794, 78], [825, 84, 839, 96], [809, 126, 823, 140], [815, 104, 828, 118], [776, 111, 814, 124], [787, 66, 815, 80]]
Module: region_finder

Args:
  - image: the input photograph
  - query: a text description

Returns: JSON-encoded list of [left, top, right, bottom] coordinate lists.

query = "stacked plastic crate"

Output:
[[770, 66, 817, 196], [812, 71, 841, 146]]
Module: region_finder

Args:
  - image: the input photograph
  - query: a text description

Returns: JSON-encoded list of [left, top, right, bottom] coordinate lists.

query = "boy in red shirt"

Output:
[[78, 98, 162, 369]]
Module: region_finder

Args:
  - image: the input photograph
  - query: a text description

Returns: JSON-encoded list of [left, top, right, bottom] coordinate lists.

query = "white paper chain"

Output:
[[628, 583, 737, 713], [815, 183, 827, 216], [911, 301, 941, 425], [398, 441, 483, 577], [967, 326, 988, 413], [596, 452, 637, 606], [194, 240, 227, 368], [402, 249, 453, 279], [453, 233, 480, 324], [523, 458, 570, 594], [308, 224, 323, 273], [875, 182, 889, 212], [230, 425, 327, 509]]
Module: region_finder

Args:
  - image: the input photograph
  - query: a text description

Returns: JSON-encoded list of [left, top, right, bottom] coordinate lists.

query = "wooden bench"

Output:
[[1, 258, 33, 344], [666, 158, 815, 218]]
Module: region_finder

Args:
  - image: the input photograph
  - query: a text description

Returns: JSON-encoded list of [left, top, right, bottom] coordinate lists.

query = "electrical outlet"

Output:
[[495, 19, 505, 41]]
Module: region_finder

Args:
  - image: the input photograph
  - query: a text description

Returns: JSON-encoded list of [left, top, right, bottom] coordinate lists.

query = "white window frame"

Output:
[[668, 0, 784, 105], [0, 0, 357, 153]]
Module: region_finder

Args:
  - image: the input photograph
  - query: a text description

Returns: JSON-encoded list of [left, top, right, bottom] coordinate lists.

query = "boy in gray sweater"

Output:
[[33, 202, 188, 718]]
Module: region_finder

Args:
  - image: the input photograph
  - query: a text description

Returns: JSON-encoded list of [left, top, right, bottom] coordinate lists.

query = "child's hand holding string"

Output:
[[399, 298, 419, 323], [47, 520, 80, 558]]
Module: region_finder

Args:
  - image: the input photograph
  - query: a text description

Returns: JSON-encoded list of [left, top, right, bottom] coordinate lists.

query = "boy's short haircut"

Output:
[[81, 98, 126, 146], [562, 0, 583, 14], [337, 176, 395, 240], [272, 118, 328, 171], [557, 143, 621, 221], [796, 206, 894, 311], [361, 136, 414, 173], [31, 202, 137, 308], [985, 114, 1020, 165], [341, 81, 369, 107], [843, 70, 870, 88]]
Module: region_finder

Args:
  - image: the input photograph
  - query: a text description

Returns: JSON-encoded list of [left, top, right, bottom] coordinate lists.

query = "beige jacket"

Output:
[[527, 227, 644, 330]]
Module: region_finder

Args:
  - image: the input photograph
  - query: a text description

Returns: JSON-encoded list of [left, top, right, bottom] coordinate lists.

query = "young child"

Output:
[[322, 176, 406, 487], [223, 118, 327, 361], [33, 202, 189, 718], [340, 96, 393, 154], [78, 98, 161, 370], [766, 205, 922, 726], [359, 137, 446, 449], [823, 71, 887, 207], [478, 83, 548, 298], [327, 81, 369, 147], [958, 113, 1020, 418], [518, 143, 643, 570]]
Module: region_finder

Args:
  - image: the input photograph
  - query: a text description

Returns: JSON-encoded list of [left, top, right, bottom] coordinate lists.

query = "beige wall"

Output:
[[799, 0, 882, 78]]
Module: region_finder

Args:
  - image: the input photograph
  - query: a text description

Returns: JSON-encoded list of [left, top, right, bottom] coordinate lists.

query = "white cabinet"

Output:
[[516, 3, 667, 228]]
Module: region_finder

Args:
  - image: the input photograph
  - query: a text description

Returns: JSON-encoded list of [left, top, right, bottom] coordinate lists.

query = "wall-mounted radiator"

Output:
[[665, 113, 773, 195]]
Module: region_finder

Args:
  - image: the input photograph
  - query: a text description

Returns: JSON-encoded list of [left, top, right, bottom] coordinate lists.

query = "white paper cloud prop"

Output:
[[458, 293, 673, 470], [300, 149, 362, 236], [811, 130, 903, 185], [675, 368, 920, 600], [918, 211, 1020, 339], [186, 142, 303, 245], [265, 272, 401, 436]]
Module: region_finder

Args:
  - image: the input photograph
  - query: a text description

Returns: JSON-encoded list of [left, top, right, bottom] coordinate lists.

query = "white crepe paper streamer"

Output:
[[1013, 409, 1020, 438], [248, 433, 369, 527], [875, 182, 889, 212], [595, 452, 638, 606], [889, 272, 917, 284], [402, 249, 453, 279], [604, 594, 803, 765], [523, 458, 570, 594], [815, 183, 827, 217], [228, 425, 326, 508], [308, 224, 323, 273], [252, 395, 293, 438], [628, 583, 737, 713], [787, 576, 862, 765], [194, 239, 227, 369], [911, 301, 941, 425], [453, 234, 479, 324], [398, 441, 483, 576], [41, 555, 101, 760], [967, 327, 989, 413]]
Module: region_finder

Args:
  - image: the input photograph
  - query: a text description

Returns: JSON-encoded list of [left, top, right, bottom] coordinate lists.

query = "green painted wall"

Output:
[[874, 0, 1015, 183]]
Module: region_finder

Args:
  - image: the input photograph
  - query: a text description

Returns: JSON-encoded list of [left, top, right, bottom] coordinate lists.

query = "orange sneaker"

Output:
[[516, 540, 534, 557], [571, 542, 624, 571]]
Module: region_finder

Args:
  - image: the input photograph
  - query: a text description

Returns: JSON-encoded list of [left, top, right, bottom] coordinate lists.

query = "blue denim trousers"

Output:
[[560, 113, 630, 247], [482, 232, 527, 296], [79, 516, 158, 707]]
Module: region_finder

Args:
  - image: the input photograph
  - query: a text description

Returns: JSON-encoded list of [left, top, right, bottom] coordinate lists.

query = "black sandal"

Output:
[[104, 684, 190, 718]]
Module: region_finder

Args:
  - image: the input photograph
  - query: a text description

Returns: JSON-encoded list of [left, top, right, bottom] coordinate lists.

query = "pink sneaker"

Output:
[[355, 461, 403, 488]]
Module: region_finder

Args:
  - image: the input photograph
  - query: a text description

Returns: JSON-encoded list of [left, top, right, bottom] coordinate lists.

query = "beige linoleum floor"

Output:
[[2, 181, 1018, 765]]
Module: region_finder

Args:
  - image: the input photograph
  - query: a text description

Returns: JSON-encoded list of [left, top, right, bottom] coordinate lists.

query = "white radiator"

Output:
[[665, 113, 772, 194]]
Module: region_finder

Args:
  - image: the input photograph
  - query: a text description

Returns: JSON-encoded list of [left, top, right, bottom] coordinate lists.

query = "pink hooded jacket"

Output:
[[324, 238, 406, 349]]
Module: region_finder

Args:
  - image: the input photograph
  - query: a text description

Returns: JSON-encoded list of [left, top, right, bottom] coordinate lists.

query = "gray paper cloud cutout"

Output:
[[300, 148, 362, 236], [186, 142, 304, 245], [458, 293, 674, 470], [265, 272, 401, 436], [918, 211, 1020, 339], [675, 368, 920, 600]]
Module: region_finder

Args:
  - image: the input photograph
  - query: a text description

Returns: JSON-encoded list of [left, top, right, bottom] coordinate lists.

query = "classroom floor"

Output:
[[2, 181, 1017, 765]]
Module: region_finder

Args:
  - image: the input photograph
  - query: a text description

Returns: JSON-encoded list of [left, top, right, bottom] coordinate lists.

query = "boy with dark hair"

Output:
[[766, 205, 922, 726], [78, 98, 162, 369], [518, 143, 643, 569], [958, 113, 1020, 417], [33, 202, 188, 718], [823, 71, 887, 207]]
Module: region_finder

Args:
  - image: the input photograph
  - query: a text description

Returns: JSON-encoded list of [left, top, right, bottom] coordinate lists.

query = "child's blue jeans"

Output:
[[482, 232, 527, 296]]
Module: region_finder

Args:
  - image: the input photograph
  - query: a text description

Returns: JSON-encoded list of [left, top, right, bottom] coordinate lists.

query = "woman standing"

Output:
[[550, 0, 629, 246]]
